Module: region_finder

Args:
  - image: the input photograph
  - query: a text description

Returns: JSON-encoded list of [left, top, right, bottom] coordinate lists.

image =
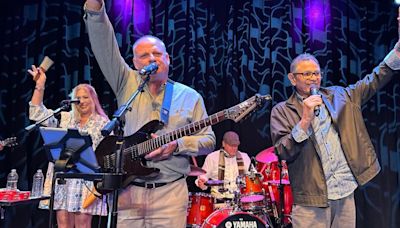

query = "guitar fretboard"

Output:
[[124, 110, 228, 158]]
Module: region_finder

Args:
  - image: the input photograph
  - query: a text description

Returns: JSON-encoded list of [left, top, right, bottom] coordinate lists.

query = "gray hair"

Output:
[[290, 53, 320, 72]]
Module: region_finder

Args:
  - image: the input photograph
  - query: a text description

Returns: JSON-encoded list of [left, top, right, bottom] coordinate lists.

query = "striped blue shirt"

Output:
[[292, 97, 357, 200]]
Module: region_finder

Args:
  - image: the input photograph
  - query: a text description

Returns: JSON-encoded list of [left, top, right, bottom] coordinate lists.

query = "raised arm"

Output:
[[28, 65, 46, 105], [85, 0, 103, 11], [83, 0, 131, 96], [27, 65, 58, 127]]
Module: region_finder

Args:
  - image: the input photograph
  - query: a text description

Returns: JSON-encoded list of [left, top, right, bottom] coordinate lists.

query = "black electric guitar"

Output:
[[95, 94, 271, 187], [0, 137, 18, 148]]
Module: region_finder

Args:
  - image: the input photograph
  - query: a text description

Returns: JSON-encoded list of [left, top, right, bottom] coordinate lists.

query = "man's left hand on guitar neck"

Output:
[[144, 133, 178, 161]]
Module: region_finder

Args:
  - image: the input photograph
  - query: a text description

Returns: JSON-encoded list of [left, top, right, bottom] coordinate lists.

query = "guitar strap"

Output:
[[160, 79, 174, 125]]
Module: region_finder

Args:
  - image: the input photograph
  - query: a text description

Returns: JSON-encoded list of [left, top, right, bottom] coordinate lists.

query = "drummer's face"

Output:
[[223, 142, 239, 157]]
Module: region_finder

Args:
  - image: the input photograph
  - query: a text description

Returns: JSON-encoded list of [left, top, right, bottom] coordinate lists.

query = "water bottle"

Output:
[[31, 169, 44, 198], [6, 169, 18, 190]]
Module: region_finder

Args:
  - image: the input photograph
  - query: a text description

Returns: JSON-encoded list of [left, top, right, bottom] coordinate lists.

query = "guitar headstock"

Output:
[[0, 137, 18, 147], [224, 94, 272, 122]]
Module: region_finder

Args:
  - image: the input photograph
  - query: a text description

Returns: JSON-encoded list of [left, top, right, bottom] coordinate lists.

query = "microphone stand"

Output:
[[24, 101, 74, 227], [274, 147, 285, 228], [101, 75, 151, 228], [25, 103, 73, 132]]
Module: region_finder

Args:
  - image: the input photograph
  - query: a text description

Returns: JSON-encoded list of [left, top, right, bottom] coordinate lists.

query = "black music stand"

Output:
[[40, 127, 100, 174], [39, 127, 101, 228]]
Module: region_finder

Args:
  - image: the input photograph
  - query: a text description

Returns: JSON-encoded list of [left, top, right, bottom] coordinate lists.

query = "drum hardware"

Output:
[[267, 185, 279, 219], [273, 148, 289, 228], [256, 146, 293, 227]]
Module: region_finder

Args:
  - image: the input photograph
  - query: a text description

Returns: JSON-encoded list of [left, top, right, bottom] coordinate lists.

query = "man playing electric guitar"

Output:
[[84, 1, 216, 227]]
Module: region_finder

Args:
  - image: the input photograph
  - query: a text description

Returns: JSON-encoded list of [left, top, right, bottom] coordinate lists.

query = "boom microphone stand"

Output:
[[25, 101, 74, 132], [100, 75, 151, 228]]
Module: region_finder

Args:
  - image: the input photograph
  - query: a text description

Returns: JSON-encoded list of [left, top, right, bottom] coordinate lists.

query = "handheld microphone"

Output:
[[310, 84, 320, 116], [139, 62, 159, 75], [60, 99, 80, 106]]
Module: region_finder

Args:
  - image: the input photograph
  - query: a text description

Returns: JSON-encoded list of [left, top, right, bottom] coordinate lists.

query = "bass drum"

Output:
[[201, 208, 268, 228]]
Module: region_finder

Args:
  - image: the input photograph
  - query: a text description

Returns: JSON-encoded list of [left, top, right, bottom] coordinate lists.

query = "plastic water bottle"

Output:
[[6, 169, 18, 190], [31, 169, 44, 198]]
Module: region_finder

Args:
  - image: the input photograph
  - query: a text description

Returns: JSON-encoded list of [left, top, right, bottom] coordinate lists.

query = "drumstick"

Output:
[[191, 156, 199, 167]]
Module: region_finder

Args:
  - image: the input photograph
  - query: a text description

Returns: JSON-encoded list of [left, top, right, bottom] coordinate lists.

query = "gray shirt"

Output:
[[84, 4, 216, 183]]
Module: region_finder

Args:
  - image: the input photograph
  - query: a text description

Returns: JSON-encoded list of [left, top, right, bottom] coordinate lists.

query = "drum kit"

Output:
[[187, 147, 293, 228]]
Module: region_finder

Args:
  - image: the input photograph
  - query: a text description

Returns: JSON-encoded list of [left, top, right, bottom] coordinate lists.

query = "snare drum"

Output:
[[201, 208, 268, 228], [187, 193, 214, 226]]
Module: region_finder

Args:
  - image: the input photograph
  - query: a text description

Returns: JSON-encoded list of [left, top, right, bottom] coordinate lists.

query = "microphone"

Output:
[[139, 62, 159, 75], [310, 84, 320, 116], [60, 99, 80, 106]]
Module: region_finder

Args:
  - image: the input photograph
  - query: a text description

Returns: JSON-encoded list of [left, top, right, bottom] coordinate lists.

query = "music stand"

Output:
[[39, 127, 100, 228]]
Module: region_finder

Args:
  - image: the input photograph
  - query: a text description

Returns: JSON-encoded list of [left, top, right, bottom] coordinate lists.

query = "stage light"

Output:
[[395, 0, 400, 5]]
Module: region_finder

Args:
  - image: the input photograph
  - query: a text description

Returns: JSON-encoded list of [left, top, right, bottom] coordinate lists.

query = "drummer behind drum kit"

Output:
[[187, 147, 294, 228]]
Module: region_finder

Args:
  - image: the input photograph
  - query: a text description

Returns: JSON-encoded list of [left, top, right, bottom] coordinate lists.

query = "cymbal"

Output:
[[255, 146, 278, 163], [188, 165, 206, 176], [205, 179, 225, 186]]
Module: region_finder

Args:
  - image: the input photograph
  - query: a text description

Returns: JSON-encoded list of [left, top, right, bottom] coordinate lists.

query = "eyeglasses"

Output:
[[293, 71, 323, 79]]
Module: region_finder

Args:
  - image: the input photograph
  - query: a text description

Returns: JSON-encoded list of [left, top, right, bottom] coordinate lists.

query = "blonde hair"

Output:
[[69, 84, 108, 121]]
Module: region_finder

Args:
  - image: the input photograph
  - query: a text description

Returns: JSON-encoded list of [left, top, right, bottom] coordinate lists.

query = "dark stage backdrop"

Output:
[[0, 0, 399, 227]]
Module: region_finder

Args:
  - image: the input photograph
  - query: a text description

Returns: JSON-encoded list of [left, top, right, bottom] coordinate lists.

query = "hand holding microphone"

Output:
[[301, 84, 322, 122], [310, 84, 321, 116]]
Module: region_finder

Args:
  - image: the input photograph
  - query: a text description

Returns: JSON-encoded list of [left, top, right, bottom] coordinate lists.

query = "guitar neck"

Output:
[[0, 137, 17, 147], [127, 110, 226, 157], [122, 94, 270, 159]]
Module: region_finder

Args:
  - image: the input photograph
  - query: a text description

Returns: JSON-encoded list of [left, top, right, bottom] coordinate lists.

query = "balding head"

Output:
[[132, 35, 167, 57]]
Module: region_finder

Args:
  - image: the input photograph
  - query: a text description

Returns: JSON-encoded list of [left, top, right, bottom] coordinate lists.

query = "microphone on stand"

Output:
[[310, 84, 320, 116], [139, 62, 159, 75], [60, 99, 80, 106]]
